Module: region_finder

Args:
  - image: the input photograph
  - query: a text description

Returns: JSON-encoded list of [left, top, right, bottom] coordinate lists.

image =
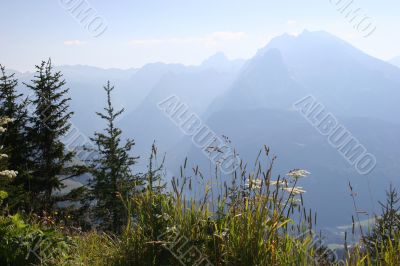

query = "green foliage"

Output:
[[62, 231, 122, 266], [97, 147, 330, 266], [361, 185, 400, 264], [0, 115, 18, 213], [0, 65, 31, 210], [0, 213, 73, 266], [83, 81, 142, 233], [0, 191, 8, 206], [24, 59, 81, 211]]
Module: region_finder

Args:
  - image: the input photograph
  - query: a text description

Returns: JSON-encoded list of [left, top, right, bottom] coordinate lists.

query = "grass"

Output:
[[1, 146, 400, 265]]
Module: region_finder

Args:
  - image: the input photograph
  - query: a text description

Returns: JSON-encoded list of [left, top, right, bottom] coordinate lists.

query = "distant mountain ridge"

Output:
[[389, 56, 400, 68], [5, 31, 400, 240], [166, 30, 400, 235]]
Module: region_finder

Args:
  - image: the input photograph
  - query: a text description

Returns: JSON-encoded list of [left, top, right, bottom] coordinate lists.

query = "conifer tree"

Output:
[[364, 185, 400, 257], [0, 65, 31, 209], [87, 81, 141, 232], [25, 59, 80, 211]]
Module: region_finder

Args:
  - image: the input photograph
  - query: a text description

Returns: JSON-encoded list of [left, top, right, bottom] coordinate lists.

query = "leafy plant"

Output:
[[0, 213, 73, 266]]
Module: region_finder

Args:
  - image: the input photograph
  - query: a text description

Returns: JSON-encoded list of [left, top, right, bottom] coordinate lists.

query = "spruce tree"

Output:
[[25, 59, 79, 211], [364, 185, 400, 258], [87, 81, 141, 232], [0, 65, 30, 209]]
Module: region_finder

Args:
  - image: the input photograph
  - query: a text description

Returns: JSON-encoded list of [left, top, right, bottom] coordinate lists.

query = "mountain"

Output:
[[169, 31, 400, 236], [213, 30, 400, 123], [6, 31, 400, 241], [118, 67, 237, 164], [11, 55, 244, 136], [181, 108, 400, 226], [200, 52, 245, 73], [206, 48, 307, 115], [389, 56, 400, 68], [12, 65, 140, 135]]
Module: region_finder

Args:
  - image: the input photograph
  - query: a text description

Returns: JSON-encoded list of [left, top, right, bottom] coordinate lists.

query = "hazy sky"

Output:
[[1, 0, 399, 71]]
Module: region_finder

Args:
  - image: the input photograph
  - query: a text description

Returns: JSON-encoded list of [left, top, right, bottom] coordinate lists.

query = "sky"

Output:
[[1, 0, 399, 72]]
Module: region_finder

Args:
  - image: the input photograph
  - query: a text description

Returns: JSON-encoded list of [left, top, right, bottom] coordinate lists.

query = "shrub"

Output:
[[0, 213, 73, 266]]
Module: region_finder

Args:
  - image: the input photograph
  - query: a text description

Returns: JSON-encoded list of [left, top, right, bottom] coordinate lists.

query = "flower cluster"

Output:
[[0, 117, 13, 125], [283, 186, 306, 195], [287, 169, 310, 178], [0, 170, 18, 179], [0, 117, 16, 179], [270, 180, 287, 187], [0, 117, 13, 133], [245, 178, 263, 189]]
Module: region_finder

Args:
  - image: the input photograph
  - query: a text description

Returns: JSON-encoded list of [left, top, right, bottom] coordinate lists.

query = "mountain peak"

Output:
[[262, 30, 342, 52], [202, 52, 229, 66], [201, 52, 245, 73]]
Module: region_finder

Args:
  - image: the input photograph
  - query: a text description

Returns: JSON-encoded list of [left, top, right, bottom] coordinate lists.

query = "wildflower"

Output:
[[287, 169, 310, 178], [163, 213, 171, 221], [0, 117, 13, 126], [270, 180, 287, 187], [166, 226, 177, 232], [0, 170, 18, 178], [0, 154, 8, 159], [283, 186, 306, 194], [245, 178, 262, 189], [3, 118, 13, 123], [156, 213, 171, 221]]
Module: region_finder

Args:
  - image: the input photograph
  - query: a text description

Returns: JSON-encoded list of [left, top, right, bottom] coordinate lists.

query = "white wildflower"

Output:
[[0, 154, 8, 159], [270, 180, 287, 187], [0, 170, 18, 179], [287, 169, 310, 178], [0, 117, 13, 126], [283, 186, 306, 194], [245, 178, 262, 189], [166, 225, 177, 232]]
